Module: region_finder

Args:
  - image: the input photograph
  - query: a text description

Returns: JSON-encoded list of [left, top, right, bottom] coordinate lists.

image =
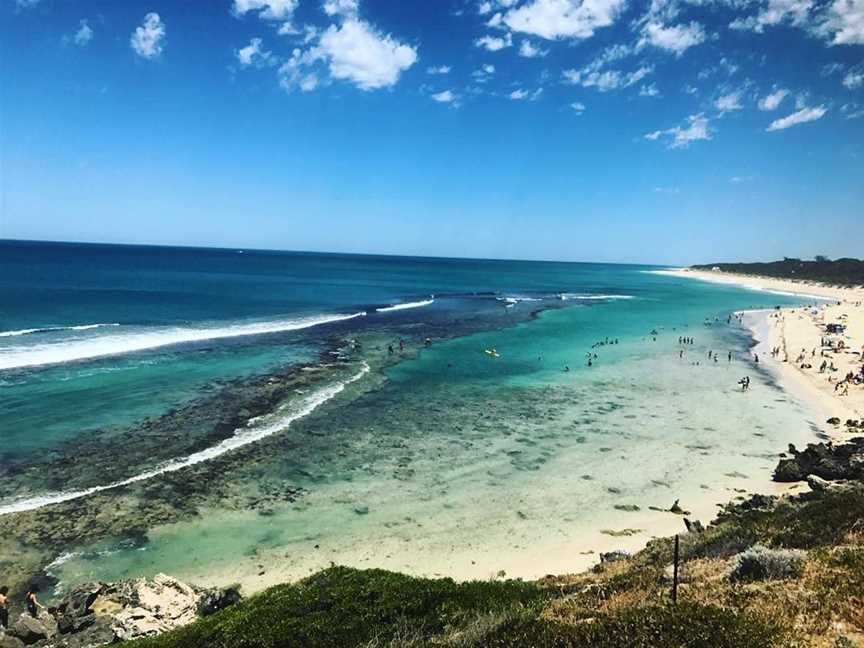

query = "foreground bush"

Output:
[[728, 545, 807, 582]]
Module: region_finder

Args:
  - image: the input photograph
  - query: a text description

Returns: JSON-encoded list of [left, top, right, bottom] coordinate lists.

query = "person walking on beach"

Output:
[[25, 585, 43, 618], [0, 586, 9, 629], [728, 351, 732, 363]]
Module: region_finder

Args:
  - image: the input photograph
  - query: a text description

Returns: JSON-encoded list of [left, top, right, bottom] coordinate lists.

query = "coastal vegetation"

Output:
[[126, 439, 864, 648], [691, 258, 864, 287]]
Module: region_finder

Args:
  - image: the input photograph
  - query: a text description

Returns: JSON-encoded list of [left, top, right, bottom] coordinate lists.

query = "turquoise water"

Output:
[[0, 241, 823, 593]]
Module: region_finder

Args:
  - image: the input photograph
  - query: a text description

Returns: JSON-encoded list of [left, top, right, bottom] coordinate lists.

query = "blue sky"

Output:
[[1, 0, 862, 264]]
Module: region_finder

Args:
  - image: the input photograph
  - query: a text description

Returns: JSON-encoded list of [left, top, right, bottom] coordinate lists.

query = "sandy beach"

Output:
[[668, 268, 864, 437]]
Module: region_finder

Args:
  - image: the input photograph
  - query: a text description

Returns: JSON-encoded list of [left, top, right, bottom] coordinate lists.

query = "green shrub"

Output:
[[480, 602, 787, 648], [131, 567, 548, 648], [728, 545, 807, 582]]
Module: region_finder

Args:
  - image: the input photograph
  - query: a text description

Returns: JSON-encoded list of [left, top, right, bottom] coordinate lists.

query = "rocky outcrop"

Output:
[[7, 612, 57, 645], [1, 575, 241, 648], [773, 438, 864, 483]]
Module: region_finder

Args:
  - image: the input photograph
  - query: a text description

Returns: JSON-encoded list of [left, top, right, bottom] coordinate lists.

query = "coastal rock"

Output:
[[107, 574, 200, 641], [0, 634, 25, 648], [827, 417, 841, 425], [773, 438, 864, 483], [8, 613, 57, 645], [683, 518, 705, 533], [599, 550, 630, 564], [196, 586, 242, 617]]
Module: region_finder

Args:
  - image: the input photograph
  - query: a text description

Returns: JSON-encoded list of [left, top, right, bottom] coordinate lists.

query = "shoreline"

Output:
[[666, 267, 864, 441]]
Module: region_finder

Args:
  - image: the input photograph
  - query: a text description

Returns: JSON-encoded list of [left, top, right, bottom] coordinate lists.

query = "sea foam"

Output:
[[0, 313, 366, 370], [0, 323, 119, 338], [0, 363, 370, 515], [375, 298, 434, 312]]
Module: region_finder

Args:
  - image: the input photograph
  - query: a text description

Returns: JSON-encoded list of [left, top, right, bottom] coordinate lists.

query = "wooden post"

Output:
[[672, 534, 679, 605]]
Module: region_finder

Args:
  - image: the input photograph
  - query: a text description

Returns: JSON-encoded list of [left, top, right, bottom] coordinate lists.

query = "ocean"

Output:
[[0, 240, 824, 594]]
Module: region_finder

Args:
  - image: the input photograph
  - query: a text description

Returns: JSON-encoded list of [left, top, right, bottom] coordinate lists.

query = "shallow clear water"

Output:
[[0, 241, 822, 594]]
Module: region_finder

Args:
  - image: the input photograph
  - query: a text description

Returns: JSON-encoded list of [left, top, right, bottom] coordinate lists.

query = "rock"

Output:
[[684, 518, 705, 533], [108, 574, 201, 642], [774, 457, 806, 482], [599, 550, 630, 564], [8, 612, 58, 645], [827, 417, 841, 425], [0, 633, 25, 648], [196, 586, 242, 617], [773, 438, 864, 483], [807, 475, 831, 492], [53, 582, 103, 635]]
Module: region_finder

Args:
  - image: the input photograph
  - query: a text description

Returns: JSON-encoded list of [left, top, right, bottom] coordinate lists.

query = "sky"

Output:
[[0, 0, 862, 265]]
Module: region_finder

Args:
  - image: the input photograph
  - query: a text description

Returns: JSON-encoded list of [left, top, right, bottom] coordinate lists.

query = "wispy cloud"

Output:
[[757, 88, 789, 110], [766, 105, 827, 131], [645, 114, 711, 149]]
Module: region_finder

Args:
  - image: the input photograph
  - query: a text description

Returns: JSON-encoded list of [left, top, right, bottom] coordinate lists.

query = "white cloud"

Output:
[[645, 114, 711, 149], [714, 91, 743, 113], [653, 186, 680, 194], [563, 65, 653, 92], [730, 175, 754, 183], [475, 33, 513, 50], [317, 18, 417, 90], [479, 1, 494, 15], [509, 88, 543, 100], [233, 0, 299, 20], [758, 88, 789, 110], [472, 64, 496, 82], [729, 0, 814, 33], [841, 102, 864, 118], [130, 12, 165, 60], [427, 65, 451, 74], [431, 90, 456, 103], [570, 101, 586, 113], [503, 0, 626, 40], [820, 0, 864, 45], [72, 20, 93, 47], [519, 40, 548, 57], [281, 14, 416, 92], [766, 105, 827, 130], [639, 83, 660, 97], [323, 0, 359, 17], [843, 69, 864, 88], [640, 21, 706, 55], [236, 37, 274, 67]]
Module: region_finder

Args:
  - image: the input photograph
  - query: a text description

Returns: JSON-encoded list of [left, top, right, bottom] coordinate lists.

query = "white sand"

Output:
[[670, 268, 864, 437]]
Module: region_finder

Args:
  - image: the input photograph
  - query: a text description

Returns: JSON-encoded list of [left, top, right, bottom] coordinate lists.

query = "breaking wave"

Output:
[[0, 363, 370, 515], [375, 298, 434, 312], [0, 323, 119, 338], [0, 313, 366, 371]]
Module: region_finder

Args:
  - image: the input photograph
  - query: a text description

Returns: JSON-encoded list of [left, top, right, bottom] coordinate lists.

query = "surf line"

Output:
[[0, 323, 120, 338], [375, 297, 434, 313], [0, 312, 367, 371], [0, 363, 370, 515]]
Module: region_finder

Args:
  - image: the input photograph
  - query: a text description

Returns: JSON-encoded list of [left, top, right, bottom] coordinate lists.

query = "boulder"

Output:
[[8, 613, 57, 645], [773, 438, 864, 482], [106, 574, 201, 641], [196, 586, 242, 617], [599, 550, 630, 564], [827, 417, 841, 425], [806, 475, 831, 492], [0, 633, 25, 648]]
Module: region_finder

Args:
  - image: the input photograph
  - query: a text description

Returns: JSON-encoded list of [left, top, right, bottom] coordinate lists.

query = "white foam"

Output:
[[0, 363, 370, 515], [0, 323, 119, 338], [559, 293, 635, 301], [0, 313, 365, 371], [375, 298, 434, 313]]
